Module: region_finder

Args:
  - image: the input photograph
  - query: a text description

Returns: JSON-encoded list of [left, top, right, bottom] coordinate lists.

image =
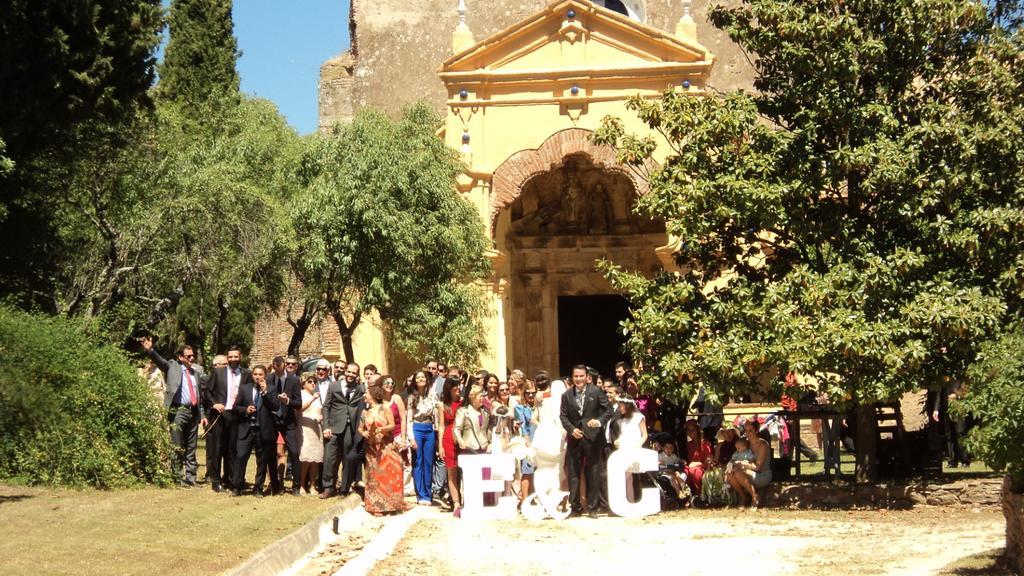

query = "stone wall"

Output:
[[248, 298, 342, 368], [1004, 476, 1024, 575], [328, 0, 756, 119], [318, 52, 356, 131]]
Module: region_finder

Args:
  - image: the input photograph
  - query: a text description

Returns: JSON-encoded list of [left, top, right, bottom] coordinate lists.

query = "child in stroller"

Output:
[[648, 433, 691, 509]]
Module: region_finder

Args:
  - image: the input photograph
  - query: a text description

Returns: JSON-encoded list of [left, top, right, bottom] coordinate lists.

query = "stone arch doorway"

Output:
[[493, 151, 666, 379]]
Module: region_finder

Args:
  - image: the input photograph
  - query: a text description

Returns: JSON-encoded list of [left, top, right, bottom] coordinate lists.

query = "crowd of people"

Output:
[[140, 338, 777, 517]]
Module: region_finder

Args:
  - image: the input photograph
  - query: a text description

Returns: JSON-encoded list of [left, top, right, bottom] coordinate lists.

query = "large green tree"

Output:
[[595, 0, 1023, 481], [0, 0, 163, 308], [291, 103, 490, 364], [53, 96, 299, 358]]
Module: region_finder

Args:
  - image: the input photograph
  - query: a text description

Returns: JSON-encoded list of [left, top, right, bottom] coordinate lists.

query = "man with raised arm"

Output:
[[140, 336, 205, 488]]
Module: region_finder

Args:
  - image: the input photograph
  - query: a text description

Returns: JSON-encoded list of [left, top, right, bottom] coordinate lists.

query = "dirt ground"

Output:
[[316, 506, 1007, 576]]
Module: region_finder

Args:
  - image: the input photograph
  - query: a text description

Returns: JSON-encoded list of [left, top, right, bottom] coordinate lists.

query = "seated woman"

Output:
[[725, 418, 773, 508], [683, 419, 713, 495], [697, 425, 736, 507]]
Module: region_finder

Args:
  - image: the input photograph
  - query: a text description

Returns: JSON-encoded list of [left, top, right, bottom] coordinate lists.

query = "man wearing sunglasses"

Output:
[[270, 356, 303, 494], [140, 336, 205, 488]]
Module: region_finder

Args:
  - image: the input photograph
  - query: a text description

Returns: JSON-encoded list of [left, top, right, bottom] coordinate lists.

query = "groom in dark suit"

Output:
[[560, 364, 613, 517]]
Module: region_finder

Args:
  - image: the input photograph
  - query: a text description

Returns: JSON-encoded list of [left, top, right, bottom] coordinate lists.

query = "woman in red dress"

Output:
[[359, 383, 408, 515], [684, 419, 713, 495], [439, 377, 462, 511]]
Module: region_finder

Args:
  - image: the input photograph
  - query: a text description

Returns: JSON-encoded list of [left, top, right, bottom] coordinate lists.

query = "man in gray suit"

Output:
[[140, 336, 206, 487], [320, 362, 365, 498]]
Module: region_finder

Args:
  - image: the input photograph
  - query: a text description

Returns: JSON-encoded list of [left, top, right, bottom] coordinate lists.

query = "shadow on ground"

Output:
[[0, 494, 33, 506], [938, 548, 1013, 576]]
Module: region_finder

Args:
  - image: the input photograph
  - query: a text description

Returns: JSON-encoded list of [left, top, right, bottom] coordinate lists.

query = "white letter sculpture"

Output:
[[458, 452, 518, 520], [607, 447, 661, 518], [521, 379, 570, 521]]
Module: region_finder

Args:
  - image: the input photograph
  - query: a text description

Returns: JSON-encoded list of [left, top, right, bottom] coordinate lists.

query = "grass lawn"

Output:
[[0, 448, 340, 576]]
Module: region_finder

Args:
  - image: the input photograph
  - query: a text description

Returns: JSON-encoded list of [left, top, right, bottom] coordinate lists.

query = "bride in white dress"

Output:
[[522, 379, 569, 520]]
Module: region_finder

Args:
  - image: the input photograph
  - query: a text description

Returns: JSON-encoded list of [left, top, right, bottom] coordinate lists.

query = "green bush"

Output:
[[0, 307, 171, 487], [959, 324, 1024, 491]]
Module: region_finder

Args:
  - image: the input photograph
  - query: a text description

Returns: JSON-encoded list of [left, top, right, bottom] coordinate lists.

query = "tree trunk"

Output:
[[143, 284, 185, 330], [340, 330, 355, 365], [1004, 474, 1024, 576], [286, 300, 317, 358], [211, 295, 229, 356], [855, 403, 879, 484], [326, 303, 361, 365]]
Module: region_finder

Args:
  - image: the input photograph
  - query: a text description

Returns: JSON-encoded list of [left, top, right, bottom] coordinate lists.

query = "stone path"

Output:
[[292, 505, 1005, 576]]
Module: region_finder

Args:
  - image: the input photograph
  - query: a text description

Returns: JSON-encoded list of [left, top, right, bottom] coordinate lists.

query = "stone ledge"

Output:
[[224, 493, 362, 576], [760, 477, 1003, 510]]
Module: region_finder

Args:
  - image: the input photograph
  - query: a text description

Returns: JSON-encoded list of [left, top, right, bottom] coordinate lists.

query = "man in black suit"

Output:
[[203, 345, 254, 492], [560, 364, 613, 517], [267, 355, 303, 494], [231, 365, 281, 496], [141, 336, 205, 487], [321, 362, 365, 498]]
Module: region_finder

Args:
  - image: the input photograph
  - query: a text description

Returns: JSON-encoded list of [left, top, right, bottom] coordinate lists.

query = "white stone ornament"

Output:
[[606, 447, 661, 518], [457, 453, 518, 520]]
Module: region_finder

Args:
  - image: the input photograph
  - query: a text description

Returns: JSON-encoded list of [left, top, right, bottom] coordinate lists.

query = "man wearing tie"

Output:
[[203, 345, 253, 492], [321, 362, 365, 498], [231, 365, 281, 496], [140, 336, 205, 487], [560, 364, 613, 517], [269, 355, 303, 495]]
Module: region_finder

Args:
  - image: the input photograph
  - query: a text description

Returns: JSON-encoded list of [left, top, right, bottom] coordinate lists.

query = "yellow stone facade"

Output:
[[437, 0, 714, 377]]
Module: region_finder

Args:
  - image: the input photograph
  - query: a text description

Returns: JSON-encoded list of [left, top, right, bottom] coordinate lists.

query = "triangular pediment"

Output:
[[441, 0, 712, 78]]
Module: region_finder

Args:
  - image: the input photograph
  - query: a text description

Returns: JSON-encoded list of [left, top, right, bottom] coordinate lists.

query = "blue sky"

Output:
[[233, 1, 349, 134], [159, 1, 351, 135]]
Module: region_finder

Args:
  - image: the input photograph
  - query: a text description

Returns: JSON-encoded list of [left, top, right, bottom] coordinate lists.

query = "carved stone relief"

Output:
[[508, 153, 665, 237]]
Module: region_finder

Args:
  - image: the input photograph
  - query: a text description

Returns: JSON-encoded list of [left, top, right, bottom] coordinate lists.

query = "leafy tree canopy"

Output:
[[0, 0, 162, 163], [959, 324, 1024, 486], [291, 103, 491, 364], [53, 96, 300, 360], [594, 0, 1024, 413]]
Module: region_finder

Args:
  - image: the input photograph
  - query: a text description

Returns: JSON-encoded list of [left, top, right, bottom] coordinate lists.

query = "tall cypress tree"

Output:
[[0, 0, 163, 310], [158, 0, 240, 108]]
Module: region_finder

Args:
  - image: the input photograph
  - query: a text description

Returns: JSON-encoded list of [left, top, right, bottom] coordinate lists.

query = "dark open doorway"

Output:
[[557, 294, 631, 380]]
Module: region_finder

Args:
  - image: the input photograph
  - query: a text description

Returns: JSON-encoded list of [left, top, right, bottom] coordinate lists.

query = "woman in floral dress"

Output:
[[358, 383, 408, 515]]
